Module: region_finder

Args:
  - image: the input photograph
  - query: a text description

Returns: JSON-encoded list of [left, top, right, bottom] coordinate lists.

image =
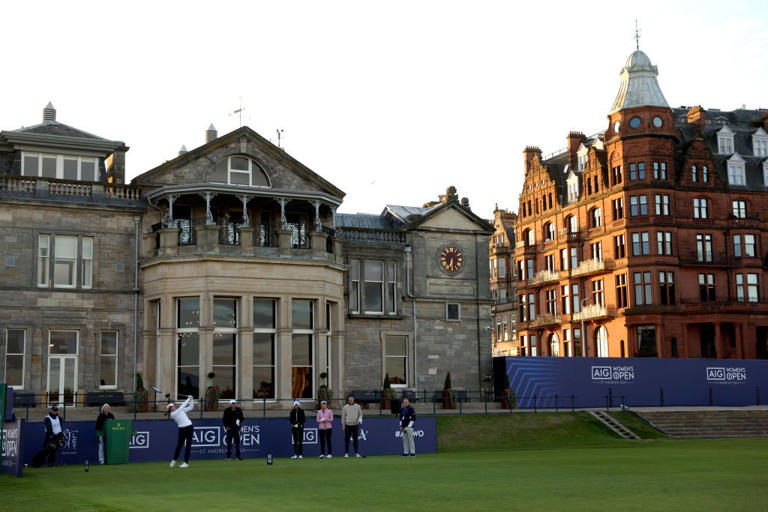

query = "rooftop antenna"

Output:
[[634, 19, 641, 50], [276, 128, 284, 149], [229, 97, 246, 127]]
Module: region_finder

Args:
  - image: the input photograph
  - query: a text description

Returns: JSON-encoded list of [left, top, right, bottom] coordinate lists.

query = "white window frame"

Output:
[[81, 236, 94, 289], [732, 200, 747, 218], [745, 234, 757, 258], [349, 260, 360, 314], [596, 326, 608, 358], [5, 328, 26, 389], [38, 234, 50, 287], [752, 128, 768, 157], [176, 297, 201, 398], [727, 154, 746, 186], [386, 262, 397, 315], [763, 161, 768, 187], [53, 235, 78, 289], [446, 302, 461, 321], [212, 298, 238, 400], [21, 151, 98, 181], [253, 298, 277, 400], [362, 260, 384, 315], [383, 333, 409, 388], [717, 126, 734, 154], [99, 330, 119, 390], [694, 198, 709, 219], [291, 299, 315, 399]]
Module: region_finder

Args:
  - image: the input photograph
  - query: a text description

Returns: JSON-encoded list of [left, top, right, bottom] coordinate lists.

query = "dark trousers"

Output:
[[292, 426, 304, 456], [344, 425, 359, 454], [319, 429, 332, 455], [173, 425, 193, 463], [225, 428, 241, 458], [44, 437, 57, 466]]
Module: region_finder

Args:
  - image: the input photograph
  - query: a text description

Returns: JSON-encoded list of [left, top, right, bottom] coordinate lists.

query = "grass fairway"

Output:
[[2, 414, 767, 511]]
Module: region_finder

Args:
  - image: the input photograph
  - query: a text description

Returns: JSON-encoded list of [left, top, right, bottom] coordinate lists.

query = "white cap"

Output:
[[320, 400, 327, 404], [229, 399, 237, 404], [166, 403, 175, 409], [293, 400, 300, 407]]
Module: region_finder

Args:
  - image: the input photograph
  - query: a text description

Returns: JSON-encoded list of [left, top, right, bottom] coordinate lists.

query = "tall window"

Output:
[[733, 235, 742, 258], [569, 247, 578, 269], [596, 327, 608, 358], [693, 198, 708, 219], [177, 297, 200, 397], [560, 249, 568, 271], [545, 254, 555, 272], [612, 166, 623, 185], [696, 234, 713, 262], [363, 261, 383, 314], [629, 162, 645, 180], [692, 165, 698, 183], [591, 208, 602, 228], [755, 136, 768, 157], [561, 285, 571, 314], [657, 232, 672, 256], [526, 229, 535, 246], [592, 279, 604, 307], [637, 325, 657, 357], [567, 215, 578, 233], [529, 334, 538, 357], [590, 242, 602, 261], [99, 331, 118, 389], [698, 274, 716, 301], [5, 329, 25, 388], [633, 272, 652, 305], [212, 299, 237, 399], [718, 131, 734, 154], [745, 234, 756, 257], [292, 300, 313, 398], [519, 294, 527, 322], [702, 166, 709, 183], [349, 261, 360, 314], [54, 235, 77, 287], [659, 272, 676, 305], [38, 234, 50, 287], [387, 262, 397, 314], [655, 194, 670, 216], [612, 198, 624, 220], [571, 284, 580, 313], [527, 293, 536, 321], [564, 329, 573, 357], [384, 335, 409, 386], [253, 299, 276, 399], [82, 237, 93, 289], [616, 274, 628, 309], [614, 234, 625, 258], [632, 232, 650, 256], [732, 200, 747, 218], [545, 289, 557, 315], [21, 152, 97, 181], [498, 259, 505, 278], [544, 222, 555, 242], [728, 162, 746, 185], [526, 259, 534, 280], [653, 162, 667, 180], [736, 274, 759, 303]]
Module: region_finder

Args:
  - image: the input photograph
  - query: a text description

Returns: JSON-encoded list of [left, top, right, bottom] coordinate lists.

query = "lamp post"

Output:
[[580, 297, 593, 358]]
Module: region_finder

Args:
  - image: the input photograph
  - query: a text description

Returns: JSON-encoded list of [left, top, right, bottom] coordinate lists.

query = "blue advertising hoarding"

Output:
[[2, 419, 24, 477], [22, 415, 437, 466], [505, 357, 768, 408]]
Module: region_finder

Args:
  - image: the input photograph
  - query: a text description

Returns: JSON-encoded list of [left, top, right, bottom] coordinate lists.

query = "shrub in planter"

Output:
[[381, 373, 396, 410], [442, 372, 456, 409], [134, 372, 149, 413], [318, 372, 333, 407], [205, 371, 220, 411]]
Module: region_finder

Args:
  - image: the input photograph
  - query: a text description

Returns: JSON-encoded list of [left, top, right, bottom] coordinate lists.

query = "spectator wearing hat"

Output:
[[43, 405, 64, 467], [341, 395, 363, 458], [316, 400, 333, 458], [95, 404, 115, 464], [289, 400, 305, 459], [222, 399, 244, 460], [167, 396, 195, 468], [399, 397, 416, 457]]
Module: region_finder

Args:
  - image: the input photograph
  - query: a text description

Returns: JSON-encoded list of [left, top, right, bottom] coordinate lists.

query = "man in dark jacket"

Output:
[[399, 397, 416, 456], [289, 400, 305, 459], [43, 406, 65, 467], [222, 399, 244, 460], [95, 404, 115, 464]]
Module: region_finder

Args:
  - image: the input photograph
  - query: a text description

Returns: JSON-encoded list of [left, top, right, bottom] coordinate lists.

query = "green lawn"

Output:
[[2, 414, 766, 511]]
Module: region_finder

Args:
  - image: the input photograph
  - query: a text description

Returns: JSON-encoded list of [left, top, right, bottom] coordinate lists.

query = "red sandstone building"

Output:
[[514, 48, 768, 360]]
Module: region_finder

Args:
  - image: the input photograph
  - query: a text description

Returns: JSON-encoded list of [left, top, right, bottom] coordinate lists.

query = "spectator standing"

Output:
[[289, 400, 305, 459], [43, 405, 64, 467], [316, 400, 333, 458], [222, 399, 244, 460], [341, 395, 362, 458], [95, 404, 115, 464], [399, 397, 416, 457]]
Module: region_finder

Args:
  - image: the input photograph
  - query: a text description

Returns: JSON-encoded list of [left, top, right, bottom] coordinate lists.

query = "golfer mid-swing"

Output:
[[168, 395, 195, 468]]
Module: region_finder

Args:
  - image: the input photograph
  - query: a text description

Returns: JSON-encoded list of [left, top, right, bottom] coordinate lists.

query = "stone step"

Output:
[[637, 410, 768, 438]]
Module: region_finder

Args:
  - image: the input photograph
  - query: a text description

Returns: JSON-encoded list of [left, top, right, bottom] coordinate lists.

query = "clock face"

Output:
[[652, 116, 664, 128], [440, 246, 464, 273]]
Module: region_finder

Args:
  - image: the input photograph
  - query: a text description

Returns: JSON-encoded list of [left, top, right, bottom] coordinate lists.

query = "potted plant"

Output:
[[134, 372, 149, 413], [205, 371, 220, 411], [442, 372, 456, 409], [381, 373, 396, 410], [318, 371, 333, 407]]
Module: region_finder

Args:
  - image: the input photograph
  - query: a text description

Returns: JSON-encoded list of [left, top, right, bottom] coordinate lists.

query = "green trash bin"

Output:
[[104, 419, 134, 464]]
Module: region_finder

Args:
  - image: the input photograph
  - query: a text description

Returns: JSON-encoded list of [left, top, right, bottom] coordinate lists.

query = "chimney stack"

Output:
[[178, 145, 188, 156], [206, 124, 217, 143], [567, 131, 586, 170], [43, 102, 56, 122], [523, 146, 542, 174]]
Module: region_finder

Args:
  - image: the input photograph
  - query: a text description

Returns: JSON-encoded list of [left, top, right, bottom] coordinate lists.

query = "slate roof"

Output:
[[336, 212, 399, 230], [12, 121, 109, 141]]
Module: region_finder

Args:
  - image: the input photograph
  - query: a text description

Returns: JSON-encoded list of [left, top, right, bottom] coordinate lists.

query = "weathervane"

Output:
[[229, 97, 246, 127], [276, 128, 284, 149], [634, 19, 641, 50]]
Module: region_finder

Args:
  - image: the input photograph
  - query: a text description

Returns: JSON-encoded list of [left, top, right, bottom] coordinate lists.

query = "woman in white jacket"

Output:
[[168, 396, 195, 468]]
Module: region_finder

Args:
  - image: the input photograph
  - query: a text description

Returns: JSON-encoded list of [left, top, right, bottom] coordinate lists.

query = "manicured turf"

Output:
[[608, 411, 668, 439], [2, 414, 766, 511]]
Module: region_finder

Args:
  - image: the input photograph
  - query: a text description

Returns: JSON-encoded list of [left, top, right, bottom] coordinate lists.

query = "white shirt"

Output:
[[48, 414, 62, 435], [170, 397, 194, 428]]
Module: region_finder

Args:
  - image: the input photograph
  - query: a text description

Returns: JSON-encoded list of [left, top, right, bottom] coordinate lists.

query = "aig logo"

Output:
[[130, 431, 150, 449], [193, 426, 221, 447], [591, 366, 612, 380], [706, 367, 747, 382]]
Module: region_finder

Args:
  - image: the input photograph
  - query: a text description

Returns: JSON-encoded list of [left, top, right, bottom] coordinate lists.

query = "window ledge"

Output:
[[347, 313, 408, 320]]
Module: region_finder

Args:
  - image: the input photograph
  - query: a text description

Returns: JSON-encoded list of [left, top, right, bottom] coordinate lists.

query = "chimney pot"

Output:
[[178, 145, 188, 156], [205, 124, 217, 143], [43, 102, 56, 122]]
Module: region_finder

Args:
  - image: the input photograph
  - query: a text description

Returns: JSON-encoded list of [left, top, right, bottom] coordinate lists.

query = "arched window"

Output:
[[596, 326, 608, 357], [544, 222, 555, 242], [211, 155, 270, 187], [566, 215, 578, 233], [590, 207, 602, 228], [550, 333, 560, 357], [524, 229, 535, 247], [620, 339, 625, 358]]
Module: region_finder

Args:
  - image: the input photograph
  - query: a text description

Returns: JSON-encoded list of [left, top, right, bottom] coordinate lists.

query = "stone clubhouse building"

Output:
[[0, 104, 492, 406]]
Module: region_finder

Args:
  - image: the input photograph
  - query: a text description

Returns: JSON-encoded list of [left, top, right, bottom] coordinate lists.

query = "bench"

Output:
[[348, 390, 381, 408], [14, 392, 38, 408], [85, 391, 126, 407]]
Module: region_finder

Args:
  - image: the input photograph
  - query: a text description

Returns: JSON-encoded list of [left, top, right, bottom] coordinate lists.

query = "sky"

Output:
[[1, 1, 766, 218]]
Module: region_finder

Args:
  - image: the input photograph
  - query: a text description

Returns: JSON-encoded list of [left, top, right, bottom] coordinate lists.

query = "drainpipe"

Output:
[[475, 233, 482, 390], [133, 216, 140, 393], [405, 245, 417, 390]]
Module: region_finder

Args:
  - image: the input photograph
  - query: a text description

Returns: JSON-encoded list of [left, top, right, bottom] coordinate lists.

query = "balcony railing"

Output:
[[570, 258, 614, 277], [0, 175, 144, 205], [572, 304, 616, 321], [528, 313, 561, 328], [339, 229, 407, 244], [529, 269, 559, 286]]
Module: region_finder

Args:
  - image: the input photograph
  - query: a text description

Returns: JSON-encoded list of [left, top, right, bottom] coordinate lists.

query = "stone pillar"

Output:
[[239, 195, 250, 227], [239, 296, 253, 403], [311, 230, 328, 257], [239, 226, 254, 249], [278, 229, 293, 255], [156, 295, 177, 397], [736, 322, 744, 359], [158, 227, 179, 256], [656, 323, 665, 358], [197, 224, 220, 252], [681, 323, 690, 358], [199, 293, 213, 400], [201, 192, 216, 225], [715, 322, 724, 358], [334, 238, 343, 264], [277, 298, 293, 402]]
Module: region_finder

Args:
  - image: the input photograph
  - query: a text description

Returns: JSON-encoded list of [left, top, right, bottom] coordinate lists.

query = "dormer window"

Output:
[[763, 161, 768, 187], [727, 154, 746, 186], [21, 152, 98, 181], [753, 128, 768, 157], [717, 126, 734, 154]]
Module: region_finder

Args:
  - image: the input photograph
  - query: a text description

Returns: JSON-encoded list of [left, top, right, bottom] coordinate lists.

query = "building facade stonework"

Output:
[[489, 207, 517, 357], [0, 106, 492, 404]]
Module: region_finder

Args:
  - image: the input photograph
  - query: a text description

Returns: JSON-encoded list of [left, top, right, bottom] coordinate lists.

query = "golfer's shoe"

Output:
[[224, 457, 231, 461], [291, 455, 298, 459], [326, 454, 332, 458], [402, 453, 408, 457], [319, 454, 325, 458], [170, 460, 176, 468], [409, 454, 415, 457], [344, 454, 349, 458], [298, 455, 303, 459], [180, 463, 189, 468], [355, 453, 361, 458]]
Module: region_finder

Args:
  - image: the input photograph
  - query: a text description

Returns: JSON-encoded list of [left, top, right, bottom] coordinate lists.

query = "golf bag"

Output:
[[31, 432, 66, 467]]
